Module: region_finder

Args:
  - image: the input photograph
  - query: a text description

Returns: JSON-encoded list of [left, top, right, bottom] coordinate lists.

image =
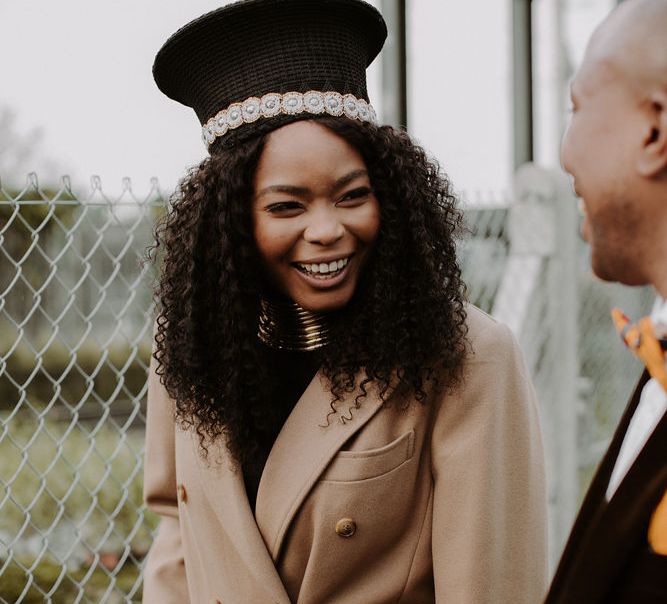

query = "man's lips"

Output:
[[578, 199, 591, 242]]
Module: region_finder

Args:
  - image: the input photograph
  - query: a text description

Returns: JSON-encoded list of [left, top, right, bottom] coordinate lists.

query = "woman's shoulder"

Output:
[[463, 302, 519, 363], [429, 303, 536, 422]]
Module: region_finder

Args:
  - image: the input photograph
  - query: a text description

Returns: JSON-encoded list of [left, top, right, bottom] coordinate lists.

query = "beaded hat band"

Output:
[[202, 90, 378, 146]]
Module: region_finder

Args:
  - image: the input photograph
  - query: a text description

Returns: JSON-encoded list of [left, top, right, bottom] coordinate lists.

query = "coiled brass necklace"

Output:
[[257, 297, 330, 351]]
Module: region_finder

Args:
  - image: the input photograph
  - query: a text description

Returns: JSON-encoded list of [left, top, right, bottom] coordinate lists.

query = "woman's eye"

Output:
[[338, 187, 372, 204], [265, 201, 303, 215]]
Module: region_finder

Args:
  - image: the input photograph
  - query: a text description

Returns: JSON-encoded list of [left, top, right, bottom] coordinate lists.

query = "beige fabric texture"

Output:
[[142, 305, 548, 603]]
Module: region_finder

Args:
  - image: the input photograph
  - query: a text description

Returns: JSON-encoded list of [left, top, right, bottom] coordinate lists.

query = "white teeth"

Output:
[[297, 256, 350, 276]]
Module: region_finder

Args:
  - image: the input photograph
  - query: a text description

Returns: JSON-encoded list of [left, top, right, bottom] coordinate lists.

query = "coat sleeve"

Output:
[[142, 353, 190, 603], [431, 321, 548, 603]]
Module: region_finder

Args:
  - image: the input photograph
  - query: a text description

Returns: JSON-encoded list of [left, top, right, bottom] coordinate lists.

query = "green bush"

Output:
[[0, 414, 158, 601], [0, 557, 143, 603], [0, 339, 153, 413]]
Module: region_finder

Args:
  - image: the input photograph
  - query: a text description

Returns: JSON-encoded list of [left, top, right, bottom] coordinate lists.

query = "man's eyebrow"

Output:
[[255, 170, 369, 199]]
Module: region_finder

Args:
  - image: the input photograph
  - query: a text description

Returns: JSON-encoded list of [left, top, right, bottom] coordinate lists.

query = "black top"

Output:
[[243, 346, 322, 511]]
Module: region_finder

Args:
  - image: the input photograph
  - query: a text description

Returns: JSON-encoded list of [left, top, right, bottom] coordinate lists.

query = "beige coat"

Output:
[[143, 305, 547, 603]]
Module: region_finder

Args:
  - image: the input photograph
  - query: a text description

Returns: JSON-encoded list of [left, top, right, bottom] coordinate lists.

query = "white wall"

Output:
[[532, 0, 616, 169], [408, 0, 512, 199]]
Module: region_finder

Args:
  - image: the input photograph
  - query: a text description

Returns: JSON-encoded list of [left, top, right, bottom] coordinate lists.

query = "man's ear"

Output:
[[638, 90, 667, 177]]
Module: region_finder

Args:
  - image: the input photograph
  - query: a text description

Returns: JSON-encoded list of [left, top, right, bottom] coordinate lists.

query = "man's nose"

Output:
[[560, 126, 573, 175], [303, 205, 345, 245]]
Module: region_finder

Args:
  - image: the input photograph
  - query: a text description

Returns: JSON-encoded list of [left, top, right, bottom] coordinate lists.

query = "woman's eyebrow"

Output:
[[256, 184, 310, 199], [331, 169, 369, 192]]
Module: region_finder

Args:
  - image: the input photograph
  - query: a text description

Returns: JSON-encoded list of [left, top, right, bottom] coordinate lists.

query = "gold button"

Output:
[[177, 484, 187, 503], [335, 518, 356, 538]]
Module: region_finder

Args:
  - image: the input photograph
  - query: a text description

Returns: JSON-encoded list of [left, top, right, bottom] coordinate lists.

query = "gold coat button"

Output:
[[177, 484, 187, 504], [335, 518, 356, 538]]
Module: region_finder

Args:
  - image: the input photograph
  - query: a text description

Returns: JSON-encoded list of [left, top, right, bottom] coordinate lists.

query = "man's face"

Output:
[[560, 55, 648, 285]]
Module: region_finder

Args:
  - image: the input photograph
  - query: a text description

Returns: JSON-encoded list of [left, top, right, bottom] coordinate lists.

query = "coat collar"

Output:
[[255, 368, 390, 560], [547, 371, 667, 602]]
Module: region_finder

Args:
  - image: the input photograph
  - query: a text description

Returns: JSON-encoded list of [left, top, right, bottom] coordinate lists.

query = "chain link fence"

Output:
[[0, 169, 653, 601], [1, 175, 163, 602]]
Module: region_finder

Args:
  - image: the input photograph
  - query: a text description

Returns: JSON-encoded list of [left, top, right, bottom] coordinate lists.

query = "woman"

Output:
[[143, 1, 547, 602]]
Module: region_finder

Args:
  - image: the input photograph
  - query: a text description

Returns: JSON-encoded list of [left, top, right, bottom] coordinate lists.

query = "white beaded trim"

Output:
[[202, 90, 377, 146]]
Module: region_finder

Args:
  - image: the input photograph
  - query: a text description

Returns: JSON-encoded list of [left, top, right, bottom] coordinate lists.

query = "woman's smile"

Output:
[[292, 254, 353, 287]]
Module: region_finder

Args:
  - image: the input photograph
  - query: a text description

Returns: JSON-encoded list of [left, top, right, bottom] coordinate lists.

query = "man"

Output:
[[545, 0, 667, 601]]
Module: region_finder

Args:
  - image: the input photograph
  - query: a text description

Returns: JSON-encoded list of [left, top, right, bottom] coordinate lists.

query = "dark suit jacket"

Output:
[[545, 371, 667, 603]]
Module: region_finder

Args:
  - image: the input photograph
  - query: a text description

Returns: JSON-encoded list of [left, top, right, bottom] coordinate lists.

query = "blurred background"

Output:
[[0, 0, 654, 601]]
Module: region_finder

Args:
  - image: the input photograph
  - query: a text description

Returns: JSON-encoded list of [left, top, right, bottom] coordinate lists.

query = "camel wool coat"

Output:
[[142, 305, 547, 603]]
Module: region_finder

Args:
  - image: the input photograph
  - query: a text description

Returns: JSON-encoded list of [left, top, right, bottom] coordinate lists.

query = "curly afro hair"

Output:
[[150, 115, 468, 467]]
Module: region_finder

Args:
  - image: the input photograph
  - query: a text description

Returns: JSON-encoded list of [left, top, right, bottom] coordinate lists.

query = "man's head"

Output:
[[561, 0, 667, 294]]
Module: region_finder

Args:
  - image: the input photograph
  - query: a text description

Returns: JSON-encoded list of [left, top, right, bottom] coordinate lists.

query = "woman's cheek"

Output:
[[357, 200, 381, 243], [257, 232, 303, 292]]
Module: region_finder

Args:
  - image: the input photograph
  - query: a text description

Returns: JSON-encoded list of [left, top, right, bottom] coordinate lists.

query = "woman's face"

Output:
[[252, 120, 380, 313]]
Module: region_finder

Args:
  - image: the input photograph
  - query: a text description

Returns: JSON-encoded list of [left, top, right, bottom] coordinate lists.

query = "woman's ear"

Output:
[[638, 91, 667, 177]]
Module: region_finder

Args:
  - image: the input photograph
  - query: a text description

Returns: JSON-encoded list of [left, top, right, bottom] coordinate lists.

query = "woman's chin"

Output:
[[295, 298, 348, 314], [292, 289, 353, 314]]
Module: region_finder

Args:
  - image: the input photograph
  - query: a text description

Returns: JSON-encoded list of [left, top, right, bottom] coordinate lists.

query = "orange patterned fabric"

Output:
[[612, 309, 667, 393], [648, 489, 667, 554]]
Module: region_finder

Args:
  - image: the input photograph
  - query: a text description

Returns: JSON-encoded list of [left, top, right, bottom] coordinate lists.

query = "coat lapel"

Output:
[[547, 372, 647, 602], [548, 371, 667, 603], [566, 410, 667, 602], [255, 369, 389, 560], [192, 434, 292, 603]]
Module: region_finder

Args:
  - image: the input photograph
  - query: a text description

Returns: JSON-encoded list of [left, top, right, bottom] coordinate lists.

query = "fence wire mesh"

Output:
[[0, 173, 654, 602], [1, 175, 163, 603]]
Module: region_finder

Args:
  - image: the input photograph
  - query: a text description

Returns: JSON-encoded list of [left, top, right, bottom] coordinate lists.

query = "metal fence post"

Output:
[[380, 0, 407, 129]]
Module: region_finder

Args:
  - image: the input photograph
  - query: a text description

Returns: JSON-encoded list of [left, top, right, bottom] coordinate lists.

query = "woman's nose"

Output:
[[303, 206, 345, 245]]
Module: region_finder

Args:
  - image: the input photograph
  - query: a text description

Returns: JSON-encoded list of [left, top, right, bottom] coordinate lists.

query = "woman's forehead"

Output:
[[255, 122, 367, 184]]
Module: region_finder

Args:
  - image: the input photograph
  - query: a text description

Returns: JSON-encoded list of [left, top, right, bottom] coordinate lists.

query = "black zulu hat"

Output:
[[153, 0, 387, 148]]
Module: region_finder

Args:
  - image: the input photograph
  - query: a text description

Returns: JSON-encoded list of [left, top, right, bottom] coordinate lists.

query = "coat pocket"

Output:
[[320, 429, 415, 482]]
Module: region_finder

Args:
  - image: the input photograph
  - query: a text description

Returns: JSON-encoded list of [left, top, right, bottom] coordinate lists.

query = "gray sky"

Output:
[[2, 0, 229, 195], [1, 1, 609, 198]]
